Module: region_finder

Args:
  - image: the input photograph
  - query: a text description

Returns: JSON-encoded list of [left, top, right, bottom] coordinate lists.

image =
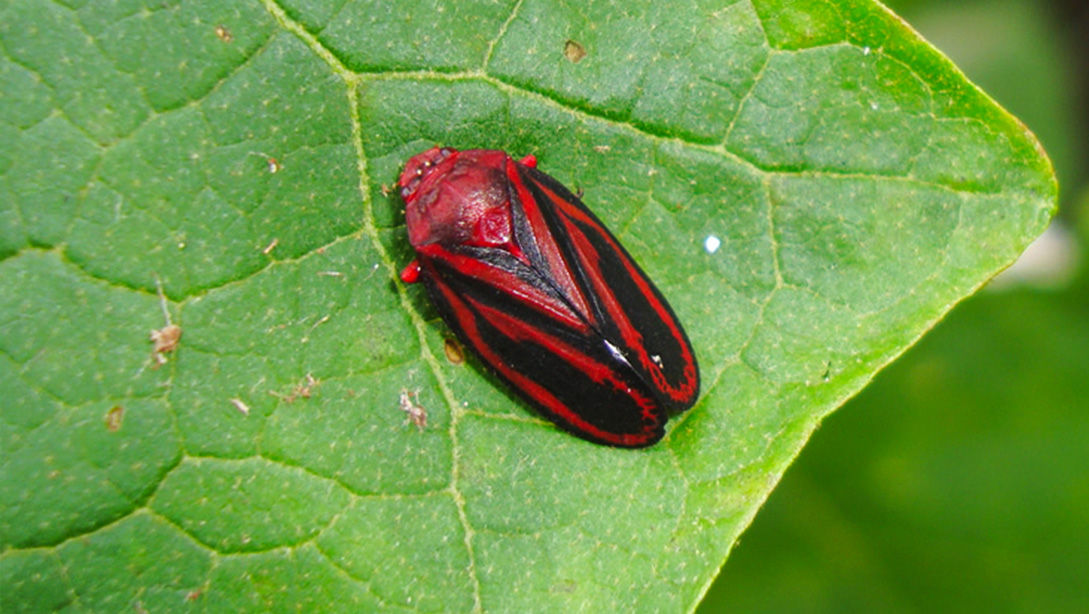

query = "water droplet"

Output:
[[704, 235, 721, 254]]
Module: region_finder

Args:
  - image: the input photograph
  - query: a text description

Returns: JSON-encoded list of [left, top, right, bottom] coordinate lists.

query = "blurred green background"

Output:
[[700, 0, 1089, 611]]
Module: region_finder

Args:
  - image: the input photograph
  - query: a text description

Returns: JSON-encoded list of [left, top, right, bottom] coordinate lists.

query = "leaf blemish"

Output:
[[214, 25, 233, 43], [105, 405, 124, 431], [564, 39, 587, 63], [271, 373, 319, 403], [399, 389, 427, 431], [443, 338, 464, 364]]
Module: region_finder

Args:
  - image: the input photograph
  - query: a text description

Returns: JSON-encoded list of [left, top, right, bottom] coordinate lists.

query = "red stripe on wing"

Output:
[[427, 262, 663, 447], [505, 158, 597, 329], [416, 243, 592, 334], [523, 175, 699, 407]]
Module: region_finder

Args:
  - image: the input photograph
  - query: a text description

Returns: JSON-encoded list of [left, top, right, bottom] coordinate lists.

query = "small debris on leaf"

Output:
[[229, 398, 250, 415], [271, 373, 319, 403], [248, 151, 281, 173], [149, 277, 181, 368], [151, 325, 181, 354], [399, 389, 427, 431]]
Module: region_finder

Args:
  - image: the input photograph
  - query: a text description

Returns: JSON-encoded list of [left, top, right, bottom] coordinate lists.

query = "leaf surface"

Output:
[[0, 0, 1054, 611]]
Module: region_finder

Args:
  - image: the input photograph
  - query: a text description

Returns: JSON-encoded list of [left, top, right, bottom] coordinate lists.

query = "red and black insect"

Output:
[[398, 147, 699, 447]]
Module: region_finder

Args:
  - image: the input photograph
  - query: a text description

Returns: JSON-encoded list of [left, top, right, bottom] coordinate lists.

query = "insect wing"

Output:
[[511, 163, 700, 411], [417, 255, 665, 447]]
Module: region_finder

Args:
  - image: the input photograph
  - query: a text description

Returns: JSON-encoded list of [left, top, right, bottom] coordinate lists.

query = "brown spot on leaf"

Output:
[[564, 39, 586, 63], [443, 338, 464, 365], [105, 405, 124, 432], [214, 25, 233, 43]]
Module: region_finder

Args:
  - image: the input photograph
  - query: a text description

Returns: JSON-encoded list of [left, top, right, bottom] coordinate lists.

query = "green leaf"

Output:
[[701, 0, 1088, 608], [704, 250, 1089, 612], [0, 0, 1054, 612]]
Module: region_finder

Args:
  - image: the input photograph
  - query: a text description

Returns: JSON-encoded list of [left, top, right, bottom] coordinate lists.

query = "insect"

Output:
[[398, 147, 699, 447]]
